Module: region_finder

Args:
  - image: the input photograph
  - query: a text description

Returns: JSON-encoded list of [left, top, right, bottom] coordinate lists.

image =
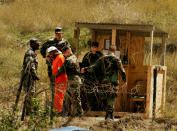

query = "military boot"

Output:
[[105, 112, 109, 120], [110, 111, 114, 120], [105, 110, 114, 120]]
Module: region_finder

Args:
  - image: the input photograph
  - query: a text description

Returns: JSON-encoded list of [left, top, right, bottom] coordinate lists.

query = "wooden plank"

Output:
[[127, 66, 148, 94], [112, 29, 116, 46], [95, 30, 168, 38], [155, 72, 163, 117], [145, 66, 154, 118], [128, 36, 145, 65], [126, 32, 131, 65], [160, 35, 166, 66], [149, 31, 154, 65], [115, 66, 129, 112], [128, 65, 148, 73], [155, 67, 167, 118], [91, 30, 96, 42], [162, 66, 167, 114]]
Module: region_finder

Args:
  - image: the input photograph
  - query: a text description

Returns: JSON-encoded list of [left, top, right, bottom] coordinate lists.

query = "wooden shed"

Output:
[[74, 22, 168, 118]]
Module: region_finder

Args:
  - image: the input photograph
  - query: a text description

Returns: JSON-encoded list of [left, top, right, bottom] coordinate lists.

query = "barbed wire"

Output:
[[0, 78, 146, 101]]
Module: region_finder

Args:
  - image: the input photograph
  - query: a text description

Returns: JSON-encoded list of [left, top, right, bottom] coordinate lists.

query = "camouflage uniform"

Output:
[[81, 51, 103, 110], [40, 38, 69, 78], [58, 54, 83, 116], [22, 47, 38, 114], [84, 53, 126, 119]]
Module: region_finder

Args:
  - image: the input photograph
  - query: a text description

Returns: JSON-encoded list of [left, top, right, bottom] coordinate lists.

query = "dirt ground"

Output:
[[50, 115, 177, 131]]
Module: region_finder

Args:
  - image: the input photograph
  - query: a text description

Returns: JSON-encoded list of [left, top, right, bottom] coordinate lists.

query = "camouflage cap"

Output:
[[29, 38, 40, 45], [109, 45, 117, 51], [62, 45, 71, 53], [55, 27, 63, 34]]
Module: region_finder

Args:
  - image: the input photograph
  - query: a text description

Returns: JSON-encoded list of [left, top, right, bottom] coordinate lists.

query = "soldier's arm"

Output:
[[98, 51, 103, 57], [57, 60, 68, 76], [84, 58, 102, 73], [25, 55, 38, 79], [40, 41, 49, 58], [81, 52, 90, 68], [117, 58, 126, 82]]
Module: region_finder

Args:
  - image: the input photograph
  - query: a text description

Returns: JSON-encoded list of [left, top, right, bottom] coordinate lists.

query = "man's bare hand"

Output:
[[122, 82, 127, 88], [81, 68, 85, 74]]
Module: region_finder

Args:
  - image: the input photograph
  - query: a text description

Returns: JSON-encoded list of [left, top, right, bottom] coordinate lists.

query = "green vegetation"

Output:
[[0, 0, 177, 130]]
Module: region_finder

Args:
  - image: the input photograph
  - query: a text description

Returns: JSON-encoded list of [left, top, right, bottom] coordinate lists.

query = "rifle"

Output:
[[13, 72, 26, 113], [50, 75, 55, 124], [21, 75, 31, 121]]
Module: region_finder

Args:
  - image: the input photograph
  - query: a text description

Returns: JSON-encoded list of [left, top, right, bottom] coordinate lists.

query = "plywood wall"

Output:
[[115, 66, 129, 112], [129, 36, 145, 65], [119, 35, 145, 65]]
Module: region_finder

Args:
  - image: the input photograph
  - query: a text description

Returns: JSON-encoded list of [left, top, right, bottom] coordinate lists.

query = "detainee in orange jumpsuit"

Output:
[[48, 46, 68, 113]]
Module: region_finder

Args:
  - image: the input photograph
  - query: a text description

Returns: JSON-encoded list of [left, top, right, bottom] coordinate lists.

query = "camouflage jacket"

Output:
[[81, 51, 103, 68], [22, 48, 38, 79], [40, 38, 68, 58], [84, 53, 126, 86], [58, 54, 81, 82], [81, 51, 103, 83]]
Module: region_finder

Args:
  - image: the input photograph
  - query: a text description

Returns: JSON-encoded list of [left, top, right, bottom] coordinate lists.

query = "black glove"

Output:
[[33, 75, 40, 80]]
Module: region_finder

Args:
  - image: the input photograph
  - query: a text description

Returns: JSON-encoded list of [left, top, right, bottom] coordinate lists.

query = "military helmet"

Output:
[[55, 27, 63, 34]]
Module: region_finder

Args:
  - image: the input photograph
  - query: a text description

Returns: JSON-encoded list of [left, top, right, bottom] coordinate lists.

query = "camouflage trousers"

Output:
[[81, 83, 118, 112], [23, 76, 36, 115], [63, 79, 83, 116], [98, 84, 118, 113]]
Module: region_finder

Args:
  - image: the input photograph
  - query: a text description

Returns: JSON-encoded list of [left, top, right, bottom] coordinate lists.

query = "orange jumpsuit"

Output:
[[52, 54, 68, 112]]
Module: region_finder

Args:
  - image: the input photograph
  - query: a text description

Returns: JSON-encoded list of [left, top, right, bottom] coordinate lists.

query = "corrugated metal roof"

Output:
[[76, 22, 154, 27], [75, 22, 168, 37]]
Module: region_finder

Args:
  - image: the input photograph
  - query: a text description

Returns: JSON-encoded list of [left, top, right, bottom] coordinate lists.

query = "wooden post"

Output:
[[124, 31, 130, 111], [160, 35, 166, 66], [112, 29, 116, 46], [91, 30, 96, 42], [126, 32, 131, 64], [75, 27, 80, 57], [149, 30, 154, 65], [145, 66, 154, 118]]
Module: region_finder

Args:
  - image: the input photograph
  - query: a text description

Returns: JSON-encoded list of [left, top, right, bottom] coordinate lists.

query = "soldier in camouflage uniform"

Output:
[[57, 46, 83, 116], [81, 42, 103, 111], [81, 45, 127, 120], [40, 27, 69, 79], [22, 38, 40, 116]]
